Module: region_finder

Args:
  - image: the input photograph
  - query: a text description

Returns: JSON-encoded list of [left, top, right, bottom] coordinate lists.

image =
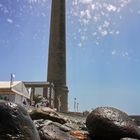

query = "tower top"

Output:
[[47, 0, 66, 86]]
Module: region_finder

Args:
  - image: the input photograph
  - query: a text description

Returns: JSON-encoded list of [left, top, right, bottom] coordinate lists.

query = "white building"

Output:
[[0, 81, 30, 106]]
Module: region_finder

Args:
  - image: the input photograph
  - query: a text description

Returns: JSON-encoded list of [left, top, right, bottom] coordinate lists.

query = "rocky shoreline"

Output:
[[0, 101, 140, 140]]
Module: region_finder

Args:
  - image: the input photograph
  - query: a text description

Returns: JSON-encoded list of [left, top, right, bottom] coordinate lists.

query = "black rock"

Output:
[[0, 101, 40, 140], [86, 107, 140, 140]]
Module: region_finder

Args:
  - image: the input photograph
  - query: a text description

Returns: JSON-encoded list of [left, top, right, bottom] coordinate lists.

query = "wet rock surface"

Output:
[[0, 101, 40, 140], [86, 107, 140, 140]]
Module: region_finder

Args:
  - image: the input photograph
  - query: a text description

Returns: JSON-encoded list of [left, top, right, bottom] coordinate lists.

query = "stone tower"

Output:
[[47, 0, 68, 112]]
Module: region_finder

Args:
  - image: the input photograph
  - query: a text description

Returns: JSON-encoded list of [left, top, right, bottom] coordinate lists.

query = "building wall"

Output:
[[0, 94, 15, 102], [13, 82, 29, 98], [35, 87, 43, 96], [24, 82, 55, 108], [15, 94, 22, 104]]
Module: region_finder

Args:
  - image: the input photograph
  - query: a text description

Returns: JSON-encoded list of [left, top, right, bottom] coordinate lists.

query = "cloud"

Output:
[[101, 30, 108, 36], [116, 31, 120, 35], [122, 52, 129, 57], [103, 21, 110, 28], [106, 4, 117, 12], [7, 18, 13, 23], [78, 42, 82, 47], [111, 49, 129, 58], [28, 0, 47, 3], [79, 0, 92, 4], [138, 10, 140, 14], [80, 9, 91, 19], [98, 26, 108, 36], [112, 50, 116, 55], [0, 3, 3, 7], [69, 0, 133, 46]]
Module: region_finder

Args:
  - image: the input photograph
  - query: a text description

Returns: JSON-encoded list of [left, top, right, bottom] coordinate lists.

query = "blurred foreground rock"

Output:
[[1, 103, 140, 140], [0, 101, 40, 140], [86, 107, 140, 140], [32, 108, 88, 140]]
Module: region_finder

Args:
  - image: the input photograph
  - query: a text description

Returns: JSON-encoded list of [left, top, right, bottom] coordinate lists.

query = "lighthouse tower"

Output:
[[47, 0, 68, 112]]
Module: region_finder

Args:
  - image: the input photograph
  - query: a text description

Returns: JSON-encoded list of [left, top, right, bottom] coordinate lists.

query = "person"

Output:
[[23, 99, 27, 105], [0, 96, 3, 100], [4, 96, 7, 101], [45, 100, 49, 107], [36, 104, 39, 108], [32, 101, 35, 107]]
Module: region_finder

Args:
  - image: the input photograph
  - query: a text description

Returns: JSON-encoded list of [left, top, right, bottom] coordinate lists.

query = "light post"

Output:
[[74, 97, 76, 112], [77, 102, 79, 112]]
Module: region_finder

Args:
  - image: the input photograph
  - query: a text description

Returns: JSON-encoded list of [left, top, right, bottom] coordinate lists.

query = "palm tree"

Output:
[[32, 94, 43, 106]]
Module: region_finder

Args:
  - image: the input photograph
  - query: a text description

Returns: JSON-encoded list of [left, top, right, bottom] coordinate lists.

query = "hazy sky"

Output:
[[0, 0, 140, 114]]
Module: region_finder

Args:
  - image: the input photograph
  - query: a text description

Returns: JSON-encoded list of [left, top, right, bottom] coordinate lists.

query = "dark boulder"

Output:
[[0, 101, 40, 140], [86, 107, 140, 140]]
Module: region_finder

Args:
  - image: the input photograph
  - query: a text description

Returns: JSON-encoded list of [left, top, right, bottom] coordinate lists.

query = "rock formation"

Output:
[[1, 102, 140, 140], [86, 107, 140, 140]]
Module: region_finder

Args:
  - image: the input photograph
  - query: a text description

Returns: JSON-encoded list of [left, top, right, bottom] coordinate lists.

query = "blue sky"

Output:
[[0, 0, 140, 114]]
